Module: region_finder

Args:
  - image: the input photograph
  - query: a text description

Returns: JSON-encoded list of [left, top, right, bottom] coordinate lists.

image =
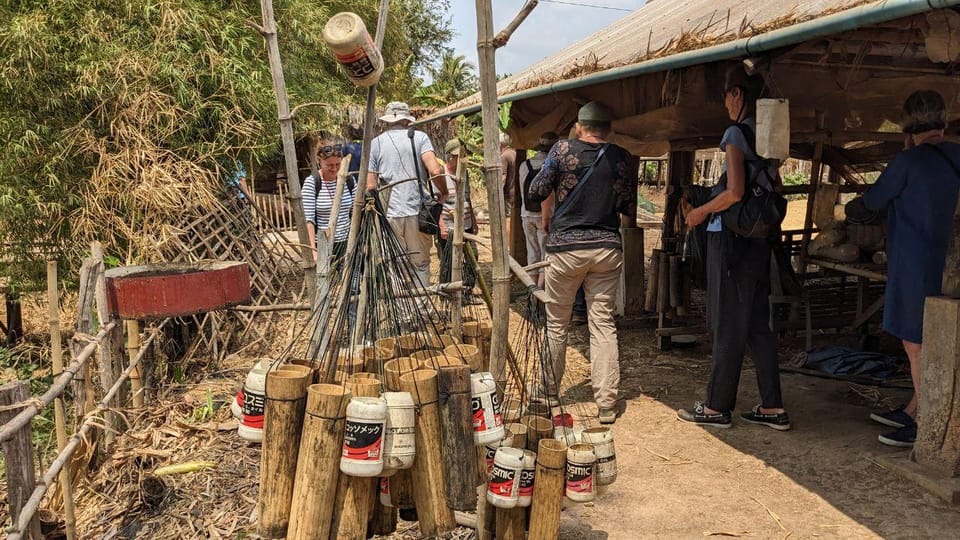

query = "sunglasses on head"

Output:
[[318, 144, 343, 157]]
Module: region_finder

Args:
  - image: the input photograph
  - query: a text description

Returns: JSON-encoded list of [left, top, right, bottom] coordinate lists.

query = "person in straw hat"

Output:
[[366, 101, 447, 286]]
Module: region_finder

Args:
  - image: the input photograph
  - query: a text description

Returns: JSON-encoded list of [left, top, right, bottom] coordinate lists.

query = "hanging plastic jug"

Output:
[[565, 443, 597, 503], [486, 447, 524, 508], [517, 449, 537, 507], [322, 12, 384, 88], [238, 359, 277, 442], [581, 427, 617, 486], [340, 397, 388, 477], [382, 391, 416, 473], [471, 372, 504, 445]]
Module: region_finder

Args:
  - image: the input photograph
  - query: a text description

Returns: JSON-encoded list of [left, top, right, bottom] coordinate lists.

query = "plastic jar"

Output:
[[231, 359, 268, 420], [484, 427, 514, 475], [238, 360, 273, 442], [581, 427, 617, 486], [381, 392, 416, 473], [321, 12, 384, 87], [340, 397, 388, 477], [471, 372, 504, 445], [565, 443, 597, 503], [378, 477, 392, 507], [517, 450, 537, 507], [486, 447, 524, 508]]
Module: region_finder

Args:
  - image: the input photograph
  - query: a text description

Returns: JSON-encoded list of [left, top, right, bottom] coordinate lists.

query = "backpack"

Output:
[[522, 158, 544, 213], [716, 124, 788, 239]]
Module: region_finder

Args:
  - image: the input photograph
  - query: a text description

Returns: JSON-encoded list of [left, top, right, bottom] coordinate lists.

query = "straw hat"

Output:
[[379, 101, 415, 123]]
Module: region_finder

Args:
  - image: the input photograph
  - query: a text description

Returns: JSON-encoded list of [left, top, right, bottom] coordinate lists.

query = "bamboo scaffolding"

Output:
[[6, 321, 167, 540], [47, 261, 77, 540], [255, 0, 316, 293], [451, 143, 466, 339]]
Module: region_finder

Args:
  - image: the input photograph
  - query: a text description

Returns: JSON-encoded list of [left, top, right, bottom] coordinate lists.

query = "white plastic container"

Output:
[[517, 449, 537, 507], [486, 447, 524, 508], [378, 477, 392, 507], [581, 427, 617, 486], [565, 443, 597, 503], [381, 391, 416, 473], [471, 372, 504, 445], [756, 98, 790, 159], [322, 12, 384, 88], [484, 427, 514, 475], [340, 397, 388, 477], [238, 360, 271, 442]]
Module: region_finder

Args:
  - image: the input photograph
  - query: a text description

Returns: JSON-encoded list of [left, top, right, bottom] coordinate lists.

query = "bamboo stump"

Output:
[[399, 369, 456, 537], [331, 377, 382, 540], [644, 249, 661, 312], [496, 506, 526, 540], [523, 415, 552, 453], [437, 364, 478, 511], [383, 358, 417, 510], [287, 384, 351, 540], [0, 382, 42, 540], [257, 366, 312, 539], [528, 439, 567, 540]]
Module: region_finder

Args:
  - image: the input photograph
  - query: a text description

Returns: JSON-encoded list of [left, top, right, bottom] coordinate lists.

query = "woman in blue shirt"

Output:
[[862, 90, 960, 448]]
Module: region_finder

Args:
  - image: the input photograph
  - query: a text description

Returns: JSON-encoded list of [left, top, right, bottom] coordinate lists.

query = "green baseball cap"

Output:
[[578, 101, 614, 124], [444, 138, 462, 156]]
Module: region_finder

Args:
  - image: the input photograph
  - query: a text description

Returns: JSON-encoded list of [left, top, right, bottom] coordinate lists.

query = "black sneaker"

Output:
[[870, 406, 915, 429], [878, 423, 916, 448], [677, 401, 731, 428], [741, 405, 791, 431]]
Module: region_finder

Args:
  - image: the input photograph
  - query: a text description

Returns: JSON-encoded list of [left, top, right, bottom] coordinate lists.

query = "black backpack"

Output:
[[522, 158, 544, 213], [716, 124, 788, 239]]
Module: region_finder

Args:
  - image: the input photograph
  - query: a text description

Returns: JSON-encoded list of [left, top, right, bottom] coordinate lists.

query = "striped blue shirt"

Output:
[[302, 175, 354, 243]]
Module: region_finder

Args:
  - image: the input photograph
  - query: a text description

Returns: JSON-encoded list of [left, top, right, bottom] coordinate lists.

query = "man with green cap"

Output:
[[528, 101, 637, 424]]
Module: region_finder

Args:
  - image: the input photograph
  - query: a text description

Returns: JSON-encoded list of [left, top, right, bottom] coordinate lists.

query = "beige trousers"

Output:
[[544, 247, 622, 409], [388, 215, 433, 286]]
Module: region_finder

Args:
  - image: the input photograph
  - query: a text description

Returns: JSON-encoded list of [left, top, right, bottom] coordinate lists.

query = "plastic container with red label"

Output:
[[340, 397, 388, 477], [470, 372, 504, 445], [486, 447, 523, 508], [565, 443, 597, 503]]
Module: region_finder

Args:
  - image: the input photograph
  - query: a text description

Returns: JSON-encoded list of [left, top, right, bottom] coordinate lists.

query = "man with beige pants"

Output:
[[528, 101, 636, 424], [366, 102, 447, 286]]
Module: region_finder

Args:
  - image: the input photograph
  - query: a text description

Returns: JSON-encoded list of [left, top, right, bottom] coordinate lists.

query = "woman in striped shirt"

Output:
[[302, 143, 354, 268]]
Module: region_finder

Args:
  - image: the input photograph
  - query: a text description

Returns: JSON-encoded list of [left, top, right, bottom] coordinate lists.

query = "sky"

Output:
[[447, 0, 646, 78]]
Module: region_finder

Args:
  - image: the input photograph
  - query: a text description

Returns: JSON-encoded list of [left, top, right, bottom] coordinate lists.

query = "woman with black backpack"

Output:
[[677, 65, 790, 431]]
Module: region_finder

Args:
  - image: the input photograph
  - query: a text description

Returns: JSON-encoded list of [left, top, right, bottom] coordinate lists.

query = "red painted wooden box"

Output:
[[104, 262, 251, 319]]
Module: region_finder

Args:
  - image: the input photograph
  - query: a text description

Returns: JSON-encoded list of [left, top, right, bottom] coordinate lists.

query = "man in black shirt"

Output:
[[529, 101, 636, 424]]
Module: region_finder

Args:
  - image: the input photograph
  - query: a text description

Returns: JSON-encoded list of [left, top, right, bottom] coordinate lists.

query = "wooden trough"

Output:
[[104, 262, 251, 319]]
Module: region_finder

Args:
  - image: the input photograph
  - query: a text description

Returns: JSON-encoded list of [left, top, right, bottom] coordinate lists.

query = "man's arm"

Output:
[[238, 175, 253, 202], [366, 171, 379, 192], [422, 150, 449, 200], [863, 154, 907, 211]]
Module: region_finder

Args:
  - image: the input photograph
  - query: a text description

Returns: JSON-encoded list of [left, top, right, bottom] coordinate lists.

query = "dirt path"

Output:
[[551, 323, 960, 539]]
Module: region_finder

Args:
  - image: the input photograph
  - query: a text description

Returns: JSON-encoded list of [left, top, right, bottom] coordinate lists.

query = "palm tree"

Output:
[[415, 50, 478, 108]]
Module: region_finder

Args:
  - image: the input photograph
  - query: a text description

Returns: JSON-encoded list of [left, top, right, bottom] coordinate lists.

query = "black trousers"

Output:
[[705, 232, 783, 412]]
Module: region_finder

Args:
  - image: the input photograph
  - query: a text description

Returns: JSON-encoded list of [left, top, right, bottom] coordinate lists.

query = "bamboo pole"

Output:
[[437, 364, 477, 511], [496, 506, 527, 540], [256, 0, 316, 293], [0, 382, 43, 540], [475, 0, 510, 388], [91, 242, 120, 445], [257, 366, 312, 538], [464, 232, 550, 304], [528, 438, 567, 540], [398, 369, 456, 537], [125, 320, 143, 408], [331, 377, 381, 540], [492, 0, 539, 48], [451, 143, 467, 340], [287, 384, 351, 540], [47, 262, 77, 540], [71, 253, 98, 423], [523, 414, 552, 453], [345, 0, 391, 256]]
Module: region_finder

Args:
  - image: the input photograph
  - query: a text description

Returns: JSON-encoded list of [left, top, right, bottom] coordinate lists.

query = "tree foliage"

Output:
[[414, 50, 478, 108], [0, 0, 451, 289]]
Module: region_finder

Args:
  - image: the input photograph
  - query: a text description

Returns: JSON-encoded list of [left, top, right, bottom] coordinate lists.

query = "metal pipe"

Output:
[[416, 0, 960, 124]]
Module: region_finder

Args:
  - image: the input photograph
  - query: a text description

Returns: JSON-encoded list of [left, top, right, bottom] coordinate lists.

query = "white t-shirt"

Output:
[[369, 128, 436, 218], [518, 151, 547, 218]]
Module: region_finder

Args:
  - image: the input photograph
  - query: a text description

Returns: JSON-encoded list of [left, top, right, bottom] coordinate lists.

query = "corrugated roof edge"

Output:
[[416, 0, 960, 126]]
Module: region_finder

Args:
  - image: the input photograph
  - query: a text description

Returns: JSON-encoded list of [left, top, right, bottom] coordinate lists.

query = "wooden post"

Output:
[[645, 249, 661, 312], [47, 262, 77, 540], [4, 293, 23, 344], [915, 296, 960, 478], [0, 382, 42, 540], [622, 227, 645, 316], [287, 384, 351, 540], [91, 242, 118, 444], [475, 0, 511, 387], [437, 364, 478, 511], [942, 198, 960, 296], [331, 377, 381, 540], [496, 506, 527, 540], [257, 366, 312, 538], [476, 483, 494, 540], [528, 438, 567, 540], [799, 112, 826, 275], [451, 144, 467, 340], [72, 253, 98, 421], [398, 369, 456, 537], [257, 0, 317, 293]]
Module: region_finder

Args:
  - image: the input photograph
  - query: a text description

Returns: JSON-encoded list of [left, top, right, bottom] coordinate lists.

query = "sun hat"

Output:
[[444, 138, 462, 156], [578, 101, 614, 124], [379, 102, 416, 123]]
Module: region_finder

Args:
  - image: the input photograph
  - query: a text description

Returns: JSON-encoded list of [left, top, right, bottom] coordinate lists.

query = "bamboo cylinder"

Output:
[[421, 355, 463, 371], [669, 255, 681, 308], [528, 439, 568, 540], [331, 378, 381, 540], [645, 249, 661, 312], [496, 506, 527, 540], [125, 320, 143, 408], [376, 337, 398, 359], [287, 384, 351, 540], [526, 401, 551, 419], [361, 343, 393, 373], [656, 249, 670, 314], [502, 398, 522, 423], [437, 365, 479, 511], [476, 484, 495, 540], [504, 422, 528, 449], [677, 260, 692, 316], [288, 360, 319, 383], [369, 490, 398, 536], [397, 333, 423, 356], [411, 349, 442, 365], [257, 368, 312, 538], [382, 357, 418, 510], [425, 333, 459, 350], [524, 415, 553, 453], [398, 369, 456, 537], [444, 343, 481, 372]]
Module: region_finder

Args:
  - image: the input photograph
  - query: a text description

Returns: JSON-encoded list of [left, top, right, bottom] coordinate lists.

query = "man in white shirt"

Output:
[[518, 131, 558, 285], [366, 102, 446, 285]]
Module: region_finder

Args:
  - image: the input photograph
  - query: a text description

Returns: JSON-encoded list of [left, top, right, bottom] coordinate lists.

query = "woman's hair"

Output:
[[316, 139, 344, 160], [723, 65, 764, 107], [901, 90, 947, 134]]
